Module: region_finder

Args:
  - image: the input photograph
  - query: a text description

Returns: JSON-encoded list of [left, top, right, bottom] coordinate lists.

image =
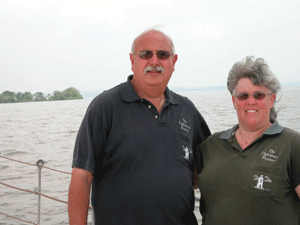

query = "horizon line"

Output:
[[81, 81, 300, 98]]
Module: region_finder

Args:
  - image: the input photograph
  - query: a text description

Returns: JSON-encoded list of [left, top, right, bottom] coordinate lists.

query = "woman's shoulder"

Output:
[[282, 127, 300, 135], [202, 130, 229, 144], [281, 127, 300, 142]]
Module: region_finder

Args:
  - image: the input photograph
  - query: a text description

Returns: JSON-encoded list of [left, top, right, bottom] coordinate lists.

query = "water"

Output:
[[1, 86, 300, 224]]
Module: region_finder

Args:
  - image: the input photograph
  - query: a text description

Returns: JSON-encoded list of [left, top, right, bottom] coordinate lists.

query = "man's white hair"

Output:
[[131, 25, 175, 54]]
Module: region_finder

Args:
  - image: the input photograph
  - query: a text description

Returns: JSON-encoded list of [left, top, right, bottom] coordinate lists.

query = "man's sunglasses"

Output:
[[133, 50, 173, 60], [234, 92, 272, 101]]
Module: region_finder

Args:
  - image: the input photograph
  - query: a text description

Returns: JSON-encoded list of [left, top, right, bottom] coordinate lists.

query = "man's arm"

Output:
[[295, 184, 300, 199], [193, 165, 199, 189], [68, 167, 93, 225]]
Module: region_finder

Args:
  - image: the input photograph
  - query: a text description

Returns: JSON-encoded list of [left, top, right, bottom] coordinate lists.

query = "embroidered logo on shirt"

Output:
[[261, 149, 278, 162], [182, 145, 192, 160], [179, 118, 191, 133], [252, 175, 272, 191]]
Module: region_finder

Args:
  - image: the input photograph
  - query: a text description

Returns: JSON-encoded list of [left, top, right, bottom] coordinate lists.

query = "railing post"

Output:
[[35, 159, 44, 225]]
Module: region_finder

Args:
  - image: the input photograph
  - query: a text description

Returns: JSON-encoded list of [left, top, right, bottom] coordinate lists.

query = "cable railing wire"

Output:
[[0, 154, 78, 224], [0, 179, 92, 224], [0, 211, 36, 225], [1, 154, 199, 224], [0, 155, 71, 175], [0, 155, 36, 167], [0, 181, 69, 205]]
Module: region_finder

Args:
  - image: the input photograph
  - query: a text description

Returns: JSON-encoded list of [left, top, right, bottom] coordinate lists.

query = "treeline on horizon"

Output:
[[0, 87, 83, 103]]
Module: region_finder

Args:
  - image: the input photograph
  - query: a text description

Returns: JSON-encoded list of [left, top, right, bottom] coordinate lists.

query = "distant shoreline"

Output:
[[0, 87, 83, 104], [81, 83, 300, 98]]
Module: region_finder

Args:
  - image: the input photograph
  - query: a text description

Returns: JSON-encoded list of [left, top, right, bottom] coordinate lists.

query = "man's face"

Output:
[[130, 31, 178, 89]]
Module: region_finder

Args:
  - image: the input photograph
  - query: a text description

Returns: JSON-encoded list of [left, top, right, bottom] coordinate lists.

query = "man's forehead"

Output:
[[135, 31, 172, 50]]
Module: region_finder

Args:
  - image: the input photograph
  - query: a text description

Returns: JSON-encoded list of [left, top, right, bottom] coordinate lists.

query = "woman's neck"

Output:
[[236, 122, 272, 149]]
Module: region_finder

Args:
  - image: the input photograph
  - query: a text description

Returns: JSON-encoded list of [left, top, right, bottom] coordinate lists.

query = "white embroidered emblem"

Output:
[[182, 146, 192, 160], [179, 118, 191, 133], [252, 175, 272, 191], [261, 149, 278, 162]]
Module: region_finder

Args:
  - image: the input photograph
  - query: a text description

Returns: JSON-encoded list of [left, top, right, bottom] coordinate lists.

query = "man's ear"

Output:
[[130, 53, 134, 71]]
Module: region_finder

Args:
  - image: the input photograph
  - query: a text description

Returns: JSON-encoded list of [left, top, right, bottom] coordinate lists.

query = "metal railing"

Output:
[[0, 154, 199, 224], [0, 155, 81, 224]]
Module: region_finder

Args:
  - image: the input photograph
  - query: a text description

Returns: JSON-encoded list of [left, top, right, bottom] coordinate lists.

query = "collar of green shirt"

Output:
[[219, 120, 284, 140]]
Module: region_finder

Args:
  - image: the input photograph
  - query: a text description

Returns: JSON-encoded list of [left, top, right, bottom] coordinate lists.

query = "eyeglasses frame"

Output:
[[233, 92, 273, 101], [132, 50, 173, 60]]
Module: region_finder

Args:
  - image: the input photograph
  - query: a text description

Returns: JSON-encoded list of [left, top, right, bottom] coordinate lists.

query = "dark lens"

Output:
[[140, 51, 153, 59], [157, 51, 170, 59], [254, 92, 266, 100], [237, 93, 248, 101]]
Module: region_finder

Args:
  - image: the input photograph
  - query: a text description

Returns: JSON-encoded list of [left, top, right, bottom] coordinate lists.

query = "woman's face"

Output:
[[232, 78, 276, 131]]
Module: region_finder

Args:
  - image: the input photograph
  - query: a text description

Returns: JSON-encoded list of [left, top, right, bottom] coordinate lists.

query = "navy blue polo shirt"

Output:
[[73, 75, 211, 225]]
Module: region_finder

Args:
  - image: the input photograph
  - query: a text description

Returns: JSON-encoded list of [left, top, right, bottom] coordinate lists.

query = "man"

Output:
[[68, 28, 211, 225]]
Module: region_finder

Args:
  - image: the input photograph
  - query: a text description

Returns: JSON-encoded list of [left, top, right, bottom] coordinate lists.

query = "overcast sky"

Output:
[[1, 0, 300, 94]]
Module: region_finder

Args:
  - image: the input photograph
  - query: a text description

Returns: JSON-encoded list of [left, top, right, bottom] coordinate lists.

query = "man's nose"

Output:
[[149, 52, 160, 65]]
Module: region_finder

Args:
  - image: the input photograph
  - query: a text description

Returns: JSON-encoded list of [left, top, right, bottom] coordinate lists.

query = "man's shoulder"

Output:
[[168, 90, 194, 106], [91, 83, 123, 105], [169, 89, 186, 99], [85, 83, 126, 116]]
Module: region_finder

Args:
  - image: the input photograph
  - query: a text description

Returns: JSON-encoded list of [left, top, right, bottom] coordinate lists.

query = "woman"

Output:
[[196, 56, 300, 225]]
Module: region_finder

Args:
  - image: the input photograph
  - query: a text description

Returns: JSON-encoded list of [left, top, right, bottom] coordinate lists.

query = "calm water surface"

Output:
[[1, 86, 299, 224]]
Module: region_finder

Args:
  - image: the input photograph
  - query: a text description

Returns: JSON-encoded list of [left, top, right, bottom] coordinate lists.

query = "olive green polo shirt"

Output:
[[197, 121, 300, 225]]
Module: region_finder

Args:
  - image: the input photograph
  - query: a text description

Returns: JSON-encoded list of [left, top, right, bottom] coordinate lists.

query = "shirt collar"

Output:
[[219, 120, 284, 140], [120, 75, 179, 105]]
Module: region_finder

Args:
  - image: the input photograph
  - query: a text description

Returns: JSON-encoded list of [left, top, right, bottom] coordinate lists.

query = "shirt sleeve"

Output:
[[288, 128, 300, 187], [192, 108, 211, 152], [72, 104, 107, 173]]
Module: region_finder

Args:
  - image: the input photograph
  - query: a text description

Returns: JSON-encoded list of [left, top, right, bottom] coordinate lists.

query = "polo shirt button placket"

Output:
[[146, 103, 161, 120], [238, 154, 246, 158]]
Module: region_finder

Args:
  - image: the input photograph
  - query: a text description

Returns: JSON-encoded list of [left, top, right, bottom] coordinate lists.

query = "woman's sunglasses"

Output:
[[133, 50, 173, 60], [234, 92, 272, 101]]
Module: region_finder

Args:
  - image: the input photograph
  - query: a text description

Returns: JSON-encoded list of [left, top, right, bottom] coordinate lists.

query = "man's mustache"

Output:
[[144, 66, 165, 74]]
